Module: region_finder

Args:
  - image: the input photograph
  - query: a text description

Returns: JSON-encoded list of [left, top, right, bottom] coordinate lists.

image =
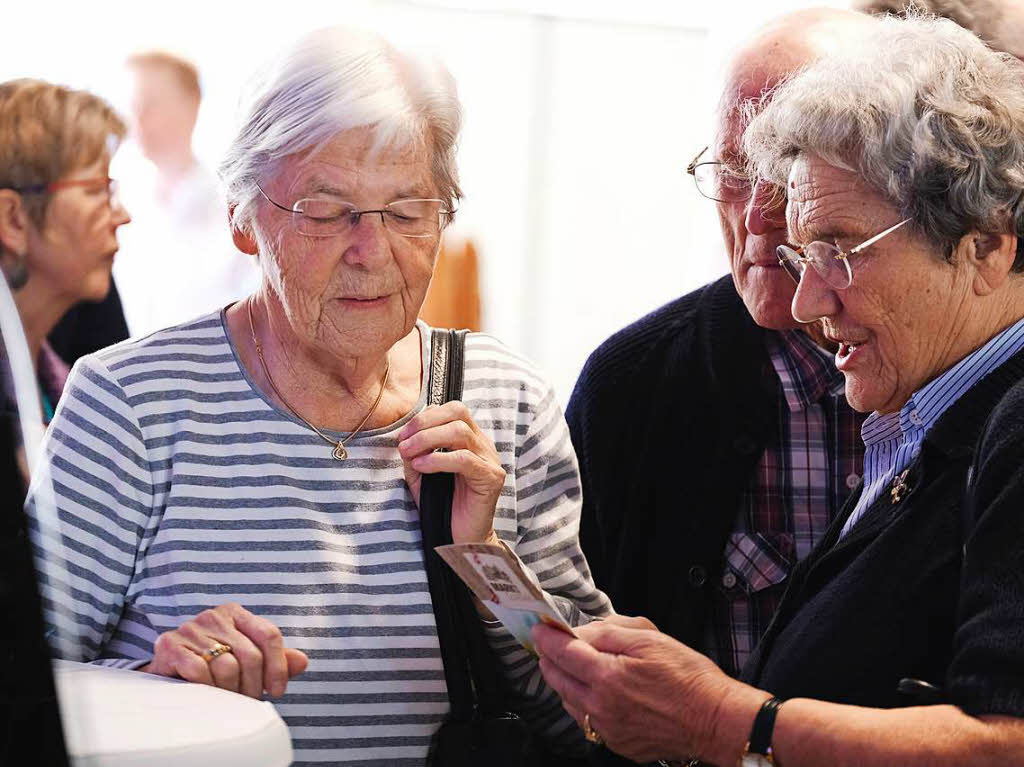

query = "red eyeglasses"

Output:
[[14, 177, 118, 195]]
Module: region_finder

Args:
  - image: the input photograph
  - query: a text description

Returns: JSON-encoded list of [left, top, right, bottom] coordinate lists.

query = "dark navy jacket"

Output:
[[743, 347, 1024, 717], [567, 276, 782, 648]]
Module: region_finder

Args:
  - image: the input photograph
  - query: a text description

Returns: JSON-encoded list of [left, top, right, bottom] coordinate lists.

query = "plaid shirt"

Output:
[[703, 329, 866, 676]]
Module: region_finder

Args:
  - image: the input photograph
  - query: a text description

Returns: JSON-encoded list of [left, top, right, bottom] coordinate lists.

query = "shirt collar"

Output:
[[767, 329, 845, 412], [906, 315, 1024, 433], [860, 409, 902, 447]]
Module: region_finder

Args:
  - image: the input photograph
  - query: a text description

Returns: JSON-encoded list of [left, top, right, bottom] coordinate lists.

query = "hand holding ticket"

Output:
[[435, 541, 576, 655]]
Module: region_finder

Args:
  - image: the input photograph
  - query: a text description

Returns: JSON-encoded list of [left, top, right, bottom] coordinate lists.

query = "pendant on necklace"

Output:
[[332, 443, 348, 460]]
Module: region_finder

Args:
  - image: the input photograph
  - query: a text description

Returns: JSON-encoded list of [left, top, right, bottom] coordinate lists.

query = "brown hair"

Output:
[[0, 78, 126, 225], [125, 50, 202, 102]]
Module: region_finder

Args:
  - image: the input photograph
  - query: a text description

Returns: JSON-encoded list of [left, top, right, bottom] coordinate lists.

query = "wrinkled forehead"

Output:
[[277, 126, 435, 197], [305, 124, 428, 165], [786, 154, 891, 242]]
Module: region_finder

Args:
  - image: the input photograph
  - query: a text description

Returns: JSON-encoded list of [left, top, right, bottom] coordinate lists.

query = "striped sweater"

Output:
[[27, 312, 611, 766]]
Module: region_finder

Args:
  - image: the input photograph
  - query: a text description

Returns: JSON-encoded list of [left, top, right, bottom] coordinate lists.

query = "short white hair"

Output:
[[220, 25, 463, 237], [743, 12, 1024, 267]]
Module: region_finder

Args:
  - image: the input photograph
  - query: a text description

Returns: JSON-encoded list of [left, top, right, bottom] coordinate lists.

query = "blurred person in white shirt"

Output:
[[113, 51, 258, 336]]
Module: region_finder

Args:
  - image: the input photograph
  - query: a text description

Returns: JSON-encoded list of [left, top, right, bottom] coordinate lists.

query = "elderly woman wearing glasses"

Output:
[[27, 26, 610, 766], [0, 79, 130, 423], [534, 14, 1024, 767]]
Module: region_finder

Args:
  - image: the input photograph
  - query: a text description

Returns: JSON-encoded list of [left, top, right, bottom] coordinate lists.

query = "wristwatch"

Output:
[[737, 696, 783, 766]]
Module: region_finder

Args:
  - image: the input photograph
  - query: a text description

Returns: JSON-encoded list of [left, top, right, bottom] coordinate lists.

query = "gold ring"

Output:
[[583, 712, 603, 745], [200, 642, 232, 663]]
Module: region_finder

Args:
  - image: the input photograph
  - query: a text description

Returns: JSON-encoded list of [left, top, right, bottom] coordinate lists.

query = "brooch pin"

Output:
[[890, 469, 910, 505]]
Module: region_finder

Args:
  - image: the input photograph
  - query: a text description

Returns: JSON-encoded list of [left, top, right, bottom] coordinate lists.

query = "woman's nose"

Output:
[[791, 262, 842, 324], [745, 180, 786, 236], [112, 199, 131, 227], [343, 212, 392, 267]]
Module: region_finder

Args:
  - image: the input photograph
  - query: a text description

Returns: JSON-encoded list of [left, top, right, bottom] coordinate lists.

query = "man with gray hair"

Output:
[[568, 6, 872, 705], [537, 13, 1024, 765]]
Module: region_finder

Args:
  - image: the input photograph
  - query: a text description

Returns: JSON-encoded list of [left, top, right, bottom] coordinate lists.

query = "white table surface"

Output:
[[54, 660, 293, 767]]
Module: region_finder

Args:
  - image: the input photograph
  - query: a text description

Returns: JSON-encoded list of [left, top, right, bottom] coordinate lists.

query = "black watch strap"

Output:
[[748, 696, 783, 756]]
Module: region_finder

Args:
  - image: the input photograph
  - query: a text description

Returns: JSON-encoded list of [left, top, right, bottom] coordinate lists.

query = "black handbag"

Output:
[[419, 328, 533, 767]]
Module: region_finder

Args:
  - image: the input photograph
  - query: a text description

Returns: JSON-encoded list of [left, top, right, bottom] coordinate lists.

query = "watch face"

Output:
[[739, 754, 773, 767]]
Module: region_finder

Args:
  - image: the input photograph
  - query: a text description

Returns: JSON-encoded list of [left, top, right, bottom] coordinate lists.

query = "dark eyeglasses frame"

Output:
[[13, 177, 117, 194]]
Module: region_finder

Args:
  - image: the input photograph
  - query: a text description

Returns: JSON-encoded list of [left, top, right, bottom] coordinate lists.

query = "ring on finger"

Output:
[[583, 712, 603, 745], [201, 642, 233, 663]]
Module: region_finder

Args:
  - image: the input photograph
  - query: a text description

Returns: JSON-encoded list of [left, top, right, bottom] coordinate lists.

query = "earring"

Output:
[[2, 252, 28, 290]]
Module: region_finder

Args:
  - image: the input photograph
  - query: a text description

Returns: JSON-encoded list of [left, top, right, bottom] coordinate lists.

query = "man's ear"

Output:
[[0, 189, 30, 257], [228, 205, 258, 256], [957, 230, 1017, 296]]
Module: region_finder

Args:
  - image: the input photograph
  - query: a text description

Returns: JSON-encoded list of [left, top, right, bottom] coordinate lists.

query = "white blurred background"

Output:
[[2, 0, 849, 402]]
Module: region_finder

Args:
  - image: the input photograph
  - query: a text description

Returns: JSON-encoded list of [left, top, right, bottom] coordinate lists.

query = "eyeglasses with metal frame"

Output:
[[255, 182, 455, 239], [776, 218, 912, 290], [686, 145, 753, 203]]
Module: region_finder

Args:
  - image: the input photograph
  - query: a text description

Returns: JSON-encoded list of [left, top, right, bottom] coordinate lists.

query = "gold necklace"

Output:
[[246, 297, 391, 460]]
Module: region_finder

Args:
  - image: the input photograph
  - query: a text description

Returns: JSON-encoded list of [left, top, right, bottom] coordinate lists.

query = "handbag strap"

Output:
[[420, 328, 512, 721], [420, 329, 475, 721]]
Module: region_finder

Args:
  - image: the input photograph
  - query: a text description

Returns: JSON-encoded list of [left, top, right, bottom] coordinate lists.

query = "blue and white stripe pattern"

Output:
[[26, 312, 611, 765], [841, 316, 1024, 538]]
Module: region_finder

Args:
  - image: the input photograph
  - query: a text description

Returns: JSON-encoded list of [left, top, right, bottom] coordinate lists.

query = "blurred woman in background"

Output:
[[0, 79, 130, 422]]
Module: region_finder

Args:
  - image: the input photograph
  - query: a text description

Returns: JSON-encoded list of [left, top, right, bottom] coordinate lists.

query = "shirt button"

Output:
[[909, 409, 924, 426], [722, 572, 737, 589], [846, 473, 861, 489], [688, 565, 707, 588]]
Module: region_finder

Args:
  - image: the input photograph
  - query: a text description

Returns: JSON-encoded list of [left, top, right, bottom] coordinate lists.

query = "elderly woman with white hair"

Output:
[[533, 13, 1024, 767], [27, 25, 610, 766]]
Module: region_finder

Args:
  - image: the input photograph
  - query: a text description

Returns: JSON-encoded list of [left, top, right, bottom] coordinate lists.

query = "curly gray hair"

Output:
[[852, 0, 1003, 40], [220, 25, 463, 239], [743, 12, 1024, 268]]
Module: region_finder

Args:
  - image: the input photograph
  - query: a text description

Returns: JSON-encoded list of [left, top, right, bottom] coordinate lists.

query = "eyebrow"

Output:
[[304, 180, 350, 198], [392, 184, 434, 199], [793, 224, 863, 248], [302, 182, 434, 201]]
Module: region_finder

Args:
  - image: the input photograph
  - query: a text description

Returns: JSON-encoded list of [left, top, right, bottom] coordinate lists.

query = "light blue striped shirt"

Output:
[[841, 315, 1024, 538], [26, 312, 611, 766]]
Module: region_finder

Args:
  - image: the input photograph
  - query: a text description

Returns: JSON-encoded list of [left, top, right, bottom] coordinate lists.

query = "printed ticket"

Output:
[[435, 541, 576, 655]]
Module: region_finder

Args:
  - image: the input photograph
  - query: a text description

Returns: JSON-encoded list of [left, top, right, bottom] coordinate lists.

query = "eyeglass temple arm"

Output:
[[255, 182, 294, 214], [686, 146, 709, 174], [847, 217, 912, 257]]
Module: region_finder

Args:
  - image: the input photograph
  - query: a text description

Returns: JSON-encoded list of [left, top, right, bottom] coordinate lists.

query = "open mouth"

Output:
[[837, 342, 858, 358], [833, 336, 869, 369], [827, 327, 870, 363]]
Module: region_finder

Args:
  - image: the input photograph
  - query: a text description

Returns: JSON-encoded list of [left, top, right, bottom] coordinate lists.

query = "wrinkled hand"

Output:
[[399, 401, 506, 544], [141, 602, 309, 698], [600, 614, 659, 632], [532, 619, 740, 764]]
